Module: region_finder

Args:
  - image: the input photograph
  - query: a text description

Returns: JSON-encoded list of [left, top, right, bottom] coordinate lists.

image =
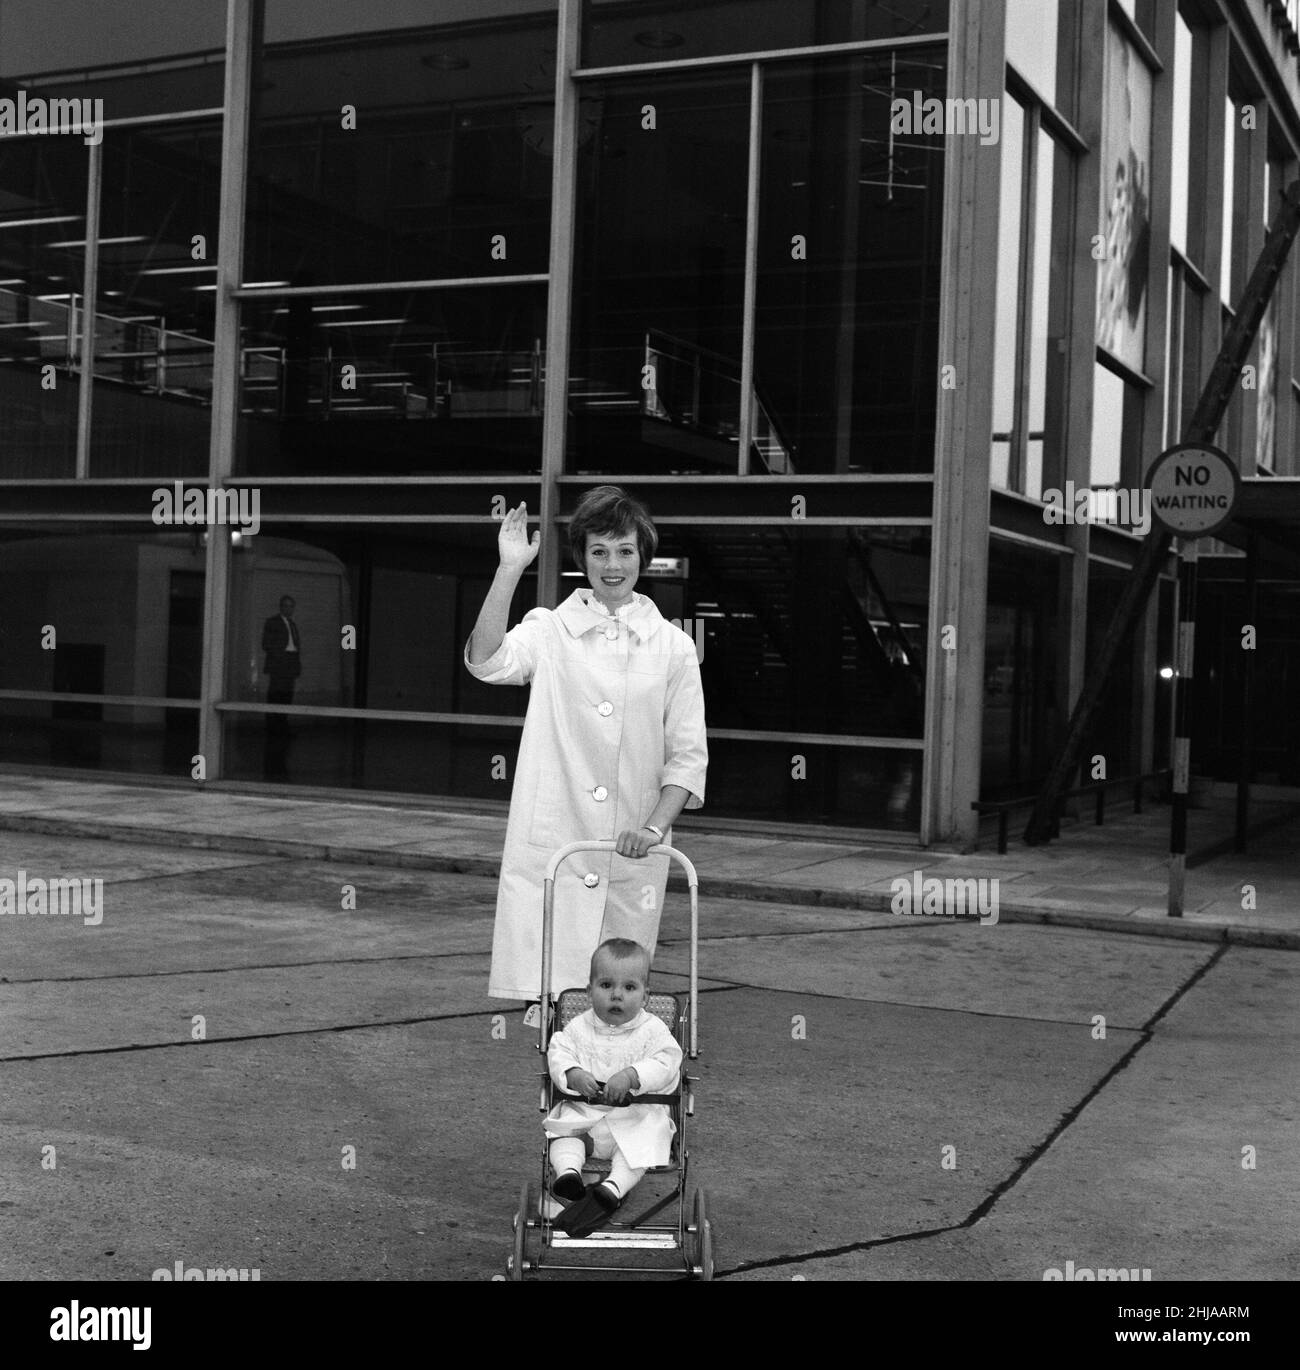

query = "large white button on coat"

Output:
[[597, 701, 613, 716], [583, 872, 600, 888], [593, 785, 608, 801]]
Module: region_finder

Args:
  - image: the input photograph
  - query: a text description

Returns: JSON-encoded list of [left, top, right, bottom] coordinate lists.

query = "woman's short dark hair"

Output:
[[569, 485, 658, 571]]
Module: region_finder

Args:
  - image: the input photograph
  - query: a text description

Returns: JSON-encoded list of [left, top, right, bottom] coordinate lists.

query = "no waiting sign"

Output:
[[1146, 443, 1240, 537]]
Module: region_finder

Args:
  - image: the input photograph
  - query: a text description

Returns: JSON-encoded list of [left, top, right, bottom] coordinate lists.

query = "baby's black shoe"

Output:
[[556, 1182, 620, 1237]]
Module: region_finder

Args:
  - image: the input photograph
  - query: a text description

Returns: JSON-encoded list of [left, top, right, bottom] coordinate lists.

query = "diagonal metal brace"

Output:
[[1023, 178, 1300, 845]]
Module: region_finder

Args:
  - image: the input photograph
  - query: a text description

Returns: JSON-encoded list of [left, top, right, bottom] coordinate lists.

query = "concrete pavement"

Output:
[[0, 772, 1297, 946], [1, 826, 1295, 1282], [0, 773, 1297, 1282]]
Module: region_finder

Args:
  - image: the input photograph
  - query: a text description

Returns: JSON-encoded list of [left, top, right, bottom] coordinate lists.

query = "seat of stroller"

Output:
[[554, 988, 685, 1041], [550, 988, 687, 1175]]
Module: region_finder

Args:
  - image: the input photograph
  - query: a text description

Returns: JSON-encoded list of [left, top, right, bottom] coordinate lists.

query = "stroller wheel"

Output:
[[509, 1181, 529, 1280], [692, 1187, 714, 1281]]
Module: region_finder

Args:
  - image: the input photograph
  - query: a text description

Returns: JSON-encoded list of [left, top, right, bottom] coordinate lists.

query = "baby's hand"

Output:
[[566, 1068, 602, 1100], [602, 1068, 639, 1105]]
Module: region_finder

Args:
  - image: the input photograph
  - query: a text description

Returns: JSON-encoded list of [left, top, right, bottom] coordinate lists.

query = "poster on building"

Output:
[[1096, 23, 1152, 371]]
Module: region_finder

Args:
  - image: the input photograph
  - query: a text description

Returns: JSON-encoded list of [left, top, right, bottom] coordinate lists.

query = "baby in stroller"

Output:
[[544, 937, 683, 1236]]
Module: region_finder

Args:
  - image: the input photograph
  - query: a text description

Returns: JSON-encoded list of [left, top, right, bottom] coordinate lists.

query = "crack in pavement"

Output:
[[3, 948, 495, 985], [0, 984, 743, 1062], [712, 943, 1232, 1278]]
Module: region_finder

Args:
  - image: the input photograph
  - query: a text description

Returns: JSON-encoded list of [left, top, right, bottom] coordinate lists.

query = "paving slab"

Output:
[[0, 832, 275, 883], [654, 924, 1214, 1026], [729, 946, 1300, 1281], [2, 862, 498, 982]]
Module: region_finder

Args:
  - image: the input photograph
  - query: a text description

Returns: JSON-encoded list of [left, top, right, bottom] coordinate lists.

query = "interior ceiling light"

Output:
[[422, 52, 469, 70], [46, 235, 147, 248], [0, 214, 80, 231], [634, 30, 684, 48]]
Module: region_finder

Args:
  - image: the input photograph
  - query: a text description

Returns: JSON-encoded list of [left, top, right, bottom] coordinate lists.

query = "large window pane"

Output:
[[581, 0, 950, 68], [224, 521, 538, 711], [246, 2, 558, 287], [1084, 560, 1138, 774], [1090, 361, 1140, 490], [698, 738, 921, 830], [568, 69, 748, 474], [221, 712, 531, 795], [0, 136, 87, 477], [1006, 0, 1059, 106], [1023, 129, 1074, 501], [754, 50, 945, 474], [1221, 95, 1235, 303], [1170, 12, 1192, 257], [223, 518, 538, 786], [237, 284, 547, 475], [982, 539, 1063, 796], [90, 120, 221, 477], [0, 0, 224, 119], [991, 96, 1025, 490], [0, 525, 204, 771], [610, 524, 930, 738]]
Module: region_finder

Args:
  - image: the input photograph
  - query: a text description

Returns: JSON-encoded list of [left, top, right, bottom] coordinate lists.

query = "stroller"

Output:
[[507, 839, 714, 1279]]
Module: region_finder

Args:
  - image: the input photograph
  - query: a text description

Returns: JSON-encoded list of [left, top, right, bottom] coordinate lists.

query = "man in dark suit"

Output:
[[262, 595, 301, 777]]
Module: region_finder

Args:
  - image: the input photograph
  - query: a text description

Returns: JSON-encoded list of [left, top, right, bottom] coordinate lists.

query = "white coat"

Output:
[[464, 587, 707, 999], [544, 1007, 683, 1170]]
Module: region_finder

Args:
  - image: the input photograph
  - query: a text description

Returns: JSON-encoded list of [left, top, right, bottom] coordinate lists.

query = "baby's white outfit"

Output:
[[545, 1007, 683, 1192]]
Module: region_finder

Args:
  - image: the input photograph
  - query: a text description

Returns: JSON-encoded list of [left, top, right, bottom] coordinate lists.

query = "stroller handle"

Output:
[[540, 840, 700, 1062], [543, 839, 698, 887]]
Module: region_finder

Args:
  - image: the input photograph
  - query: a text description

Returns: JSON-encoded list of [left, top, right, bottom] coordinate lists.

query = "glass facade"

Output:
[[3, 1, 1297, 845], [580, 0, 950, 67]]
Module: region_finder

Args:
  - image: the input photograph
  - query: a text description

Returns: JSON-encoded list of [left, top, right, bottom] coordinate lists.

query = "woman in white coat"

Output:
[[464, 486, 707, 1002]]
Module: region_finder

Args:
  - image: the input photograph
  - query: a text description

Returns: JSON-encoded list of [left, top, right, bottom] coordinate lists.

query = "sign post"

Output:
[[1145, 444, 1240, 916]]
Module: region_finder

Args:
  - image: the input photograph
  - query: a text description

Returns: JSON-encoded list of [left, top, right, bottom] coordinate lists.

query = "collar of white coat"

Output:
[[556, 588, 664, 643], [588, 1008, 650, 1035]]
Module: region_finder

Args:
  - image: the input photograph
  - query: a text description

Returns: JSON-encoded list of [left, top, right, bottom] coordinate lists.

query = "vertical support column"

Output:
[[1200, 26, 1230, 392], [538, 0, 581, 607], [831, 43, 865, 474], [1235, 532, 1257, 852], [198, 0, 256, 780], [1274, 153, 1297, 472], [1057, 0, 1106, 817], [1167, 536, 1199, 917], [1136, 0, 1177, 779], [921, 0, 1004, 848], [1238, 103, 1268, 471], [737, 62, 762, 476], [74, 140, 102, 479]]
